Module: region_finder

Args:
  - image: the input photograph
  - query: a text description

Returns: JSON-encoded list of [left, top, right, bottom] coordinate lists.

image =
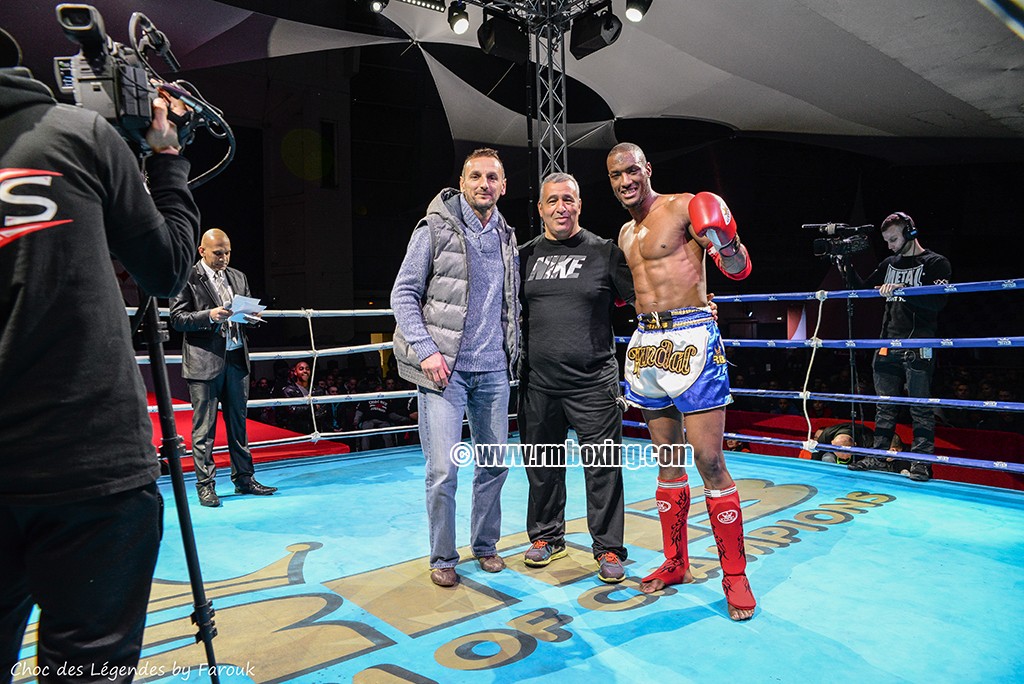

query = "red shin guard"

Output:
[[705, 486, 756, 611], [642, 476, 691, 586]]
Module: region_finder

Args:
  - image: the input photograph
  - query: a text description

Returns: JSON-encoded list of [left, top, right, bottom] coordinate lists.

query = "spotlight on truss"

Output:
[[448, 1, 470, 35], [625, 0, 653, 23], [395, 0, 445, 12]]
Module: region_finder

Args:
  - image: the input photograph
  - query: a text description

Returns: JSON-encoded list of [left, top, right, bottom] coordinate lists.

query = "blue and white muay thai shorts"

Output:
[[623, 306, 732, 414]]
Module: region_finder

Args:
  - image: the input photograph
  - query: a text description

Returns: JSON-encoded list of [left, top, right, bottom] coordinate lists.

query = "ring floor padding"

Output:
[[15, 438, 1024, 683]]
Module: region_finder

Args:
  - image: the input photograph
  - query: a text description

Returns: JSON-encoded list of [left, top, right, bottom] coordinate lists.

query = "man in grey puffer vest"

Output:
[[391, 148, 520, 588]]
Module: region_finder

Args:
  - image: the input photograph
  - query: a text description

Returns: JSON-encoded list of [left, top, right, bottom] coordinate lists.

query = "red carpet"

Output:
[[623, 407, 1024, 490], [148, 394, 348, 471], [722, 410, 1024, 491]]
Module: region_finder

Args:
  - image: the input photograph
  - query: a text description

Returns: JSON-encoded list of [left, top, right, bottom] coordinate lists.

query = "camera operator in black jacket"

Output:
[[841, 212, 951, 482], [0, 28, 199, 680]]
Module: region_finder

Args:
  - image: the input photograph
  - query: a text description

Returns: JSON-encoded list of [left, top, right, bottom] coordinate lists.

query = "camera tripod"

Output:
[[58, 5, 233, 678], [834, 254, 864, 433], [131, 295, 221, 684]]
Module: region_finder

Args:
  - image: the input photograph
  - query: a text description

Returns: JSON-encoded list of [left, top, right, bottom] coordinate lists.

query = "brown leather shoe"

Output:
[[477, 555, 505, 573], [430, 567, 458, 587]]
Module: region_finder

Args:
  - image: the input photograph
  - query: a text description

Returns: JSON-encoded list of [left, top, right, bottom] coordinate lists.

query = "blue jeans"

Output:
[[418, 370, 510, 569]]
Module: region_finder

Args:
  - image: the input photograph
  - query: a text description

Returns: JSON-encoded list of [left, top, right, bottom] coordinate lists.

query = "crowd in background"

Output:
[[238, 347, 1022, 453], [246, 354, 419, 450]]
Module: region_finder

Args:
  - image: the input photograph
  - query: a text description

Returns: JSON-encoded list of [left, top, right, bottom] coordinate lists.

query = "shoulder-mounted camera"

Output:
[[53, 4, 233, 185]]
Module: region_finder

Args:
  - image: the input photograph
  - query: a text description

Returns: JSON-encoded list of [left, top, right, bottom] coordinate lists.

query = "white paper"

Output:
[[227, 295, 266, 323]]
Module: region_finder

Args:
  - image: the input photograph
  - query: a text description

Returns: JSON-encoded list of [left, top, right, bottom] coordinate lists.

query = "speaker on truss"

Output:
[[477, 13, 529, 65], [569, 2, 622, 60]]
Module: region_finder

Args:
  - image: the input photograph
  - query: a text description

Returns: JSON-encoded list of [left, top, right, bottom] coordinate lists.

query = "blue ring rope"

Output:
[[615, 277, 1023, 347], [614, 277, 1023, 473], [614, 335, 1024, 349], [617, 381, 1023, 413], [708, 277, 1023, 303], [620, 420, 1024, 474], [722, 433, 1024, 474], [729, 388, 1024, 413]]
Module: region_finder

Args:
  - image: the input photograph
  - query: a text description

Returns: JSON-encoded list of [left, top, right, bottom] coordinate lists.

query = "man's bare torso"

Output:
[[619, 193, 708, 313]]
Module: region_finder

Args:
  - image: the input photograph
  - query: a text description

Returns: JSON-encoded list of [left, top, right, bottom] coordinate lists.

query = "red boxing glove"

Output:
[[689, 192, 739, 256]]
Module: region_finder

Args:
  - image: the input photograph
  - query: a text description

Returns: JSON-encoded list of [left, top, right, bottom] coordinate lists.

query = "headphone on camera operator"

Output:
[[881, 211, 921, 258]]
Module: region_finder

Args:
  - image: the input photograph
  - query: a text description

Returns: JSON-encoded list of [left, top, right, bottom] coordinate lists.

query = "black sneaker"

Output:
[[907, 462, 932, 482], [847, 457, 889, 472]]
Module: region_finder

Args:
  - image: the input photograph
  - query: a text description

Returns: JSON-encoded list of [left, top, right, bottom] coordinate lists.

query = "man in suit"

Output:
[[170, 228, 277, 507]]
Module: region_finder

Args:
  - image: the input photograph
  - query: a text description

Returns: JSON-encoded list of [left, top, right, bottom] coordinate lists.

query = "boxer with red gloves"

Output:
[[607, 142, 755, 621]]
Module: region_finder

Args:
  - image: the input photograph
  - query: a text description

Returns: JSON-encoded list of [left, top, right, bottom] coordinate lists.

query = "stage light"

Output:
[[395, 0, 445, 11], [477, 14, 529, 64], [448, 1, 470, 35], [569, 2, 622, 60], [624, 0, 653, 23], [369, 0, 389, 13]]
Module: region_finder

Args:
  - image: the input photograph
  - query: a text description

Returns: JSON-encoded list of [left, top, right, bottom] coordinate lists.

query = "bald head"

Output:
[[199, 228, 232, 271], [201, 228, 229, 246], [607, 142, 647, 166], [831, 434, 855, 448]]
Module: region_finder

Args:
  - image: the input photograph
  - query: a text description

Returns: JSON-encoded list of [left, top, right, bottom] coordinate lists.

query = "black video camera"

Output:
[[53, 4, 155, 151], [813, 234, 871, 258], [51, 4, 235, 186], [804, 222, 873, 259]]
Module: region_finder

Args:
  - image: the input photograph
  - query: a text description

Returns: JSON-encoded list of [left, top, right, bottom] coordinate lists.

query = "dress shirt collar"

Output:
[[200, 260, 227, 284]]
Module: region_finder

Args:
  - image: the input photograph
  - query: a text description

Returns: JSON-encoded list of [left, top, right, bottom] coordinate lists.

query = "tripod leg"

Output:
[[139, 298, 221, 684]]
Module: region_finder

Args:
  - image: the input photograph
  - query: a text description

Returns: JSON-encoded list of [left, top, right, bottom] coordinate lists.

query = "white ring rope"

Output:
[[303, 308, 321, 440], [798, 296, 828, 442]]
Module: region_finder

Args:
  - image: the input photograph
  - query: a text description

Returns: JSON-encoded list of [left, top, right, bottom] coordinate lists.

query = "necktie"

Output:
[[213, 271, 231, 306], [214, 272, 239, 345]]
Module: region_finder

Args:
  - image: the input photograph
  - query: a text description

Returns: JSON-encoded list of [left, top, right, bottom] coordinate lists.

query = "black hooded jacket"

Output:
[[0, 67, 199, 504]]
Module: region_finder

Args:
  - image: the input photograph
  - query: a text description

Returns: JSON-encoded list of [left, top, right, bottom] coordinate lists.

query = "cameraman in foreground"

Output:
[[0, 26, 199, 682], [841, 212, 951, 481]]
